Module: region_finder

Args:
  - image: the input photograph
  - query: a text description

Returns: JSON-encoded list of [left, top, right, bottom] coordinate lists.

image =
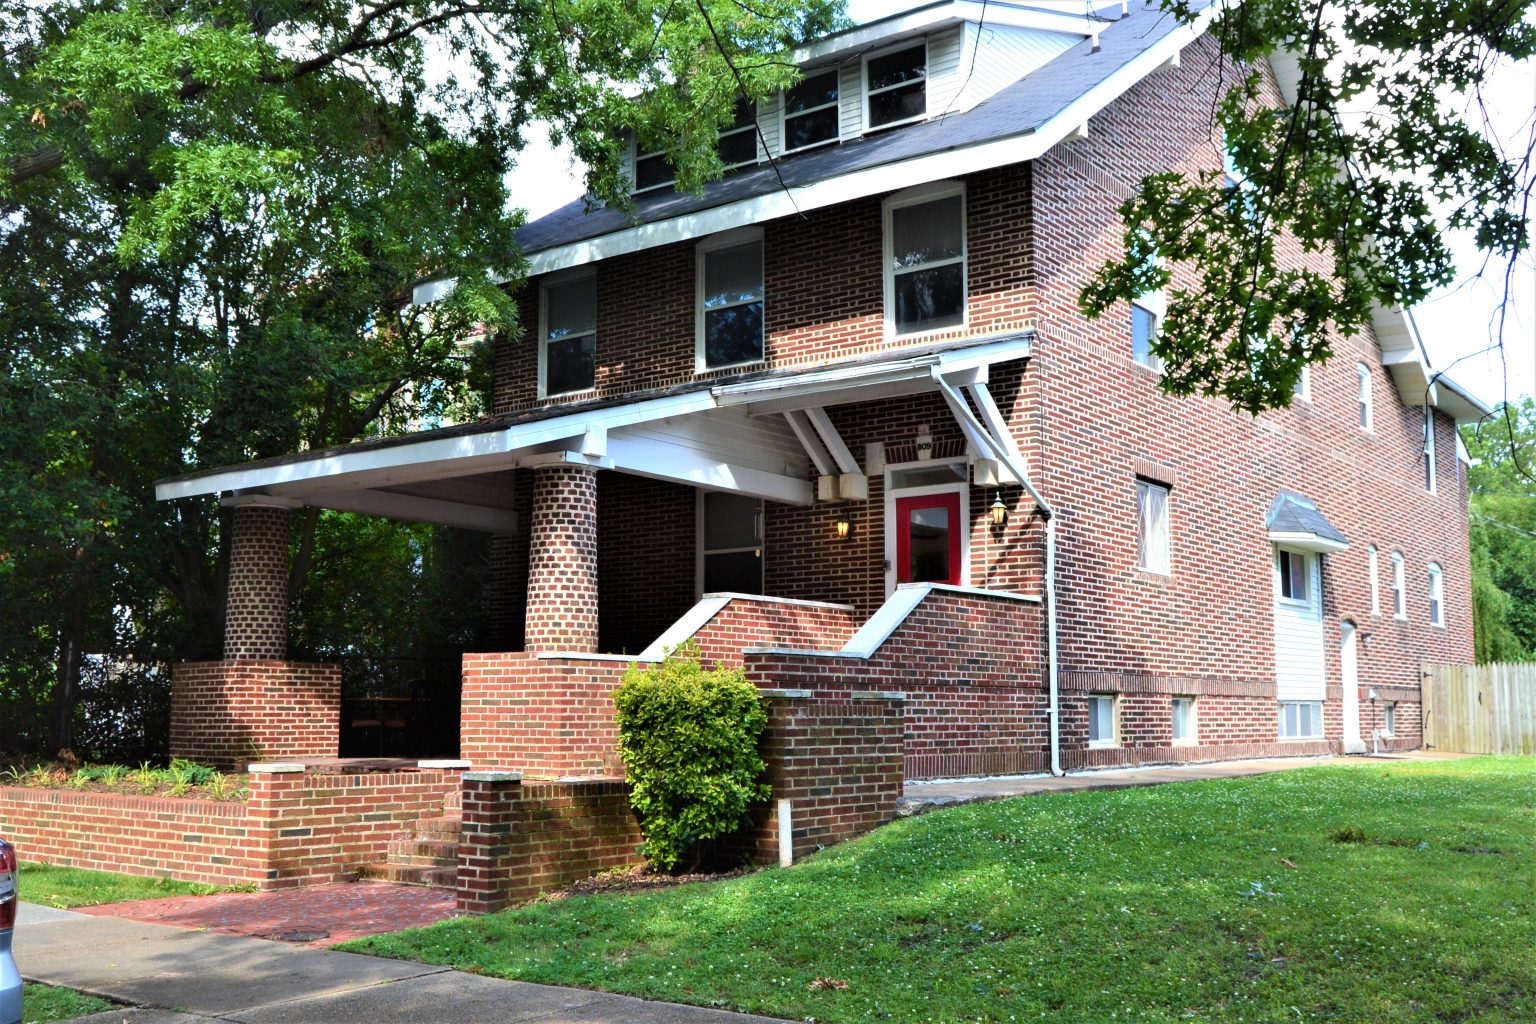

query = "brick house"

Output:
[[156, 0, 1487, 781]]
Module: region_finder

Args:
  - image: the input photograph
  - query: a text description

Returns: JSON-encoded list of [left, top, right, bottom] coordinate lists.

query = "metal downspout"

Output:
[[933, 374, 1065, 776]]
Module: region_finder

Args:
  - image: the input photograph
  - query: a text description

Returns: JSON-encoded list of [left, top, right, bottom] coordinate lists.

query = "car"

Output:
[[1, 837, 19, 1024]]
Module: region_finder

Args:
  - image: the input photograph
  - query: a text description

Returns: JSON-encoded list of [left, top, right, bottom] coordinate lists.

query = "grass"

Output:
[[19, 861, 253, 908], [19, 982, 114, 1023], [341, 757, 1536, 1024]]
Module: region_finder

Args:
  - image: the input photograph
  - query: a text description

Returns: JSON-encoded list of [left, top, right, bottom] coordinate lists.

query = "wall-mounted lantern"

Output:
[[836, 515, 852, 540], [989, 494, 1009, 529]]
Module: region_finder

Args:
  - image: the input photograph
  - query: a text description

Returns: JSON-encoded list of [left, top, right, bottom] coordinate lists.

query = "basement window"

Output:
[[1279, 700, 1322, 740], [1172, 697, 1196, 745], [1382, 702, 1397, 736], [1088, 694, 1117, 748]]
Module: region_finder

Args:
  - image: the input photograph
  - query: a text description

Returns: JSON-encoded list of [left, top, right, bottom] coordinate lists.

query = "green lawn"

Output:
[[342, 757, 1536, 1024], [20, 982, 114, 1023], [18, 861, 251, 908]]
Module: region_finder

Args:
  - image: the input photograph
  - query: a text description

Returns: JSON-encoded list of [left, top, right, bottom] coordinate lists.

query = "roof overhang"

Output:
[[1266, 490, 1350, 554], [792, 1, 1108, 69], [1371, 305, 1494, 425], [1267, 530, 1349, 555]]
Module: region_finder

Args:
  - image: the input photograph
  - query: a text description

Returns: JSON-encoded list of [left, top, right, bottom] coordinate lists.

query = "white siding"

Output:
[[924, 27, 966, 116], [755, 97, 779, 160], [838, 62, 863, 139], [953, 24, 1079, 114], [1274, 553, 1326, 701]]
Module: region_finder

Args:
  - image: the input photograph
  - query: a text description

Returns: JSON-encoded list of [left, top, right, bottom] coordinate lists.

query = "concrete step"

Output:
[[357, 862, 458, 888]]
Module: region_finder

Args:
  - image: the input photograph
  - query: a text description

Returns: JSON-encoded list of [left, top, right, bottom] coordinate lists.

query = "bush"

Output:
[[613, 646, 771, 871]]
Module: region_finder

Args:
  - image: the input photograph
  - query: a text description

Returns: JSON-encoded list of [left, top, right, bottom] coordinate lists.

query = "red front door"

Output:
[[895, 492, 962, 585]]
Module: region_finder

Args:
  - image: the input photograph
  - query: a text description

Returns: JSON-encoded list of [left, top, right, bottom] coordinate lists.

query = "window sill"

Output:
[[1278, 736, 1323, 743], [1134, 566, 1171, 581], [539, 387, 598, 402], [1171, 738, 1197, 747], [865, 112, 928, 134], [697, 357, 766, 376], [1087, 740, 1118, 750]]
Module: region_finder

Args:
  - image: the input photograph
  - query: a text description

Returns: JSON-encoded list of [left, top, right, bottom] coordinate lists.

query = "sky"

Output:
[[501, 1, 1536, 408]]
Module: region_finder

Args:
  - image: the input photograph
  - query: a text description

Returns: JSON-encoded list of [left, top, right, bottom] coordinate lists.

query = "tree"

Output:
[[1463, 398, 1536, 662], [1, 1, 843, 755], [1081, 0, 1533, 413]]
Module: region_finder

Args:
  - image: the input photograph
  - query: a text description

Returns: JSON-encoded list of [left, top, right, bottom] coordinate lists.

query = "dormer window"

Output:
[[717, 98, 758, 168], [783, 69, 840, 152], [865, 41, 927, 130], [634, 144, 672, 193]]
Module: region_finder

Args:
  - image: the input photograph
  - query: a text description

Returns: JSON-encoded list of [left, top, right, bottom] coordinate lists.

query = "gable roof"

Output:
[[1267, 490, 1350, 553], [514, 0, 1215, 275]]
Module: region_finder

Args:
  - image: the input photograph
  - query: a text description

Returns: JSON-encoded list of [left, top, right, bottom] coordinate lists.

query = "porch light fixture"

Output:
[[989, 494, 1009, 529], [836, 515, 852, 540]]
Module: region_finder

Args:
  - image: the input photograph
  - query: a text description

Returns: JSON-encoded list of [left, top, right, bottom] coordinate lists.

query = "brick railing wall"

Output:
[[459, 652, 629, 777], [171, 660, 341, 770], [0, 766, 463, 889], [680, 596, 858, 665]]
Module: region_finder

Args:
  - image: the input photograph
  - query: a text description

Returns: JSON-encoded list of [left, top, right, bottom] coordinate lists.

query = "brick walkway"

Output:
[[77, 880, 458, 946]]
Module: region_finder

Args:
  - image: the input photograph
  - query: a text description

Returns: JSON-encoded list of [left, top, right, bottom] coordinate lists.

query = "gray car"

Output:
[[1, 837, 19, 1024]]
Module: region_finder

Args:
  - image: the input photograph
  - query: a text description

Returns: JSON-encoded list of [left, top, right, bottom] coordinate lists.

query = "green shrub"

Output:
[[613, 646, 771, 871]]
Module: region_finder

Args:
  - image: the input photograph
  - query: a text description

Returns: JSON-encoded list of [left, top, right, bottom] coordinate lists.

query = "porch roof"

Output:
[[155, 332, 1033, 530]]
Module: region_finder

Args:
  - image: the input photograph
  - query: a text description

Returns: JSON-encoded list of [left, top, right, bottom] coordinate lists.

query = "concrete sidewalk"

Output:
[[15, 902, 788, 1024]]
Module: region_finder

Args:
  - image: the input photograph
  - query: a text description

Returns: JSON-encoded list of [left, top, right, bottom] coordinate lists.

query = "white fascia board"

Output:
[[156, 389, 718, 502], [304, 488, 519, 535], [606, 435, 814, 505], [1268, 531, 1349, 554], [791, 2, 1100, 68], [524, 11, 1216, 279], [712, 356, 939, 407]]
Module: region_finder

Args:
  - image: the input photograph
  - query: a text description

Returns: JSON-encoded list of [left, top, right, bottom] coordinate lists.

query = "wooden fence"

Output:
[[1422, 662, 1536, 755]]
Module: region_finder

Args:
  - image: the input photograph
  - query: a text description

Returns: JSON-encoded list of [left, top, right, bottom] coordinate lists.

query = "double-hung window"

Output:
[[1129, 228, 1164, 370], [1391, 551, 1406, 618], [782, 70, 839, 152], [1136, 479, 1171, 574], [1428, 562, 1444, 626], [865, 41, 927, 130], [1088, 694, 1117, 747], [884, 184, 965, 336], [540, 274, 596, 397], [1357, 363, 1373, 431], [1423, 407, 1438, 494], [717, 98, 758, 168], [1279, 700, 1322, 739], [697, 231, 764, 370], [1277, 549, 1309, 603], [633, 141, 673, 193]]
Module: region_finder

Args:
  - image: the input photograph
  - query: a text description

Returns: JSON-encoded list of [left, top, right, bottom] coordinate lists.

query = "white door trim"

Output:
[[883, 460, 971, 596]]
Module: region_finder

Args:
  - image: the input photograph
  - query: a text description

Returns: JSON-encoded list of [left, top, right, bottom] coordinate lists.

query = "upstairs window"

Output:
[[1294, 364, 1311, 403], [1423, 406, 1438, 494], [1391, 551, 1406, 618], [1277, 548, 1309, 604], [865, 41, 927, 130], [783, 69, 840, 152], [885, 183, 966, 335], [1130, 232, 1164, 371], [633, 142, 673, 193], [540, 274, 597, 397], [697, 231, 765, 370], [1428, 562, 1444, 626], [1367, 545, 1380, 615], [717, 98, 758, 168], [1357, 362, 1374, 431], [1135, 479, 1171, 574]]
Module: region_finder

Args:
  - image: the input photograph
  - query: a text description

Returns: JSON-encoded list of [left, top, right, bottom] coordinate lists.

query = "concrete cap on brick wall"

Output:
[[418, 760, 472, 769], [851, 691, 907, 701], [246, 762, 305, 774], [759, 689, 813, 699], [464, 771, 524, 783]]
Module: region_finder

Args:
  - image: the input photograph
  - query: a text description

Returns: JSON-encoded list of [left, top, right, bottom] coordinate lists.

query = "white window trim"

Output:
[[1357, 362, 1374, 432], [1135, 478, 1171, 575], [1294, 364, 1312, 403], [537, 268, 598, 400], [1367, 545, 1380, 616], [863, 37, 929, 133], [1171, 696, 1197, 746], [1274, 547, 1313, 608], [1279, 700, 1324, 740], [630, 135, 674, 196], [1428, 562, 1445, 628], [695, 226, 766, 374], [883, 458, 970, 596], [882, 180, 968, 340], [779, 68, 841, 155], [1424, 406, 1438, 495], [1391, 551, 1407, 620], [1088, 693, 1118, 748]]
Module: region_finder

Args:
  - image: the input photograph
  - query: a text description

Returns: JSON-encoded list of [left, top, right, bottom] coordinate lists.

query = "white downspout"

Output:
[[934, 374, 1065, 775]]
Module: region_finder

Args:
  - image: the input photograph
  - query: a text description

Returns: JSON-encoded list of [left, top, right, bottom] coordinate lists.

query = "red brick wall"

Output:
[[0, 768, 462, 889], [524, 463, 600, 652], [493, 164, 1034, 415], [224, 505, 289, 659], [685, 596, 858, 664], [171, 660, 341, 770], [459, 652, 628, 777], [457, 776, 642, 914]]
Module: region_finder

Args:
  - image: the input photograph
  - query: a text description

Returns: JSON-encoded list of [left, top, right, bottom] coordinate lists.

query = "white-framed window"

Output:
[[1088, 694, 1117, 747], [697, 491, 764, 597], [1367, 545, 1380, 616], [1428, 562, 1444, 627], [1130, 232, 1164, 372], [1294, 364, 1312, 403], [883, 182, 966, 336], [1135, 479, 1171, 574], [864, 40, 927, 131], [1357, 362, 1373, 431], [1423, 406, 1437, 494], [1279, 700, 1323, 739], [782, 69, 839, 152], [717, 97, 759, 168], [696, 229, 764, 371], [1276, 548, 1310, 604], [1172, 697, 1196, 745], [1223, 131, 1246, 190], [539, 272, 597, 397], [1382, 701, 1397, 736], [1391, 551, 1406, 618], [632, 138, 673, 194]]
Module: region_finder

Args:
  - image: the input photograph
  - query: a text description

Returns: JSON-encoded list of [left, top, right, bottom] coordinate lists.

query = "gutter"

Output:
[[932, 374, 1065, 777]]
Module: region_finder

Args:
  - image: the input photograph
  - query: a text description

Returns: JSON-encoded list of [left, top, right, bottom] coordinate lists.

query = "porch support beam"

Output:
[[300, 488, 519, 535], [805, 408, 862, 476], [606, 436, 814, 506], [783, 411, 834, 477]]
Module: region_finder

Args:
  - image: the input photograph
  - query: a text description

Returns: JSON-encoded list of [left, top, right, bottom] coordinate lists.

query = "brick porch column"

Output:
[[223, 497, 293, 659], [524, 463, 600, 652]]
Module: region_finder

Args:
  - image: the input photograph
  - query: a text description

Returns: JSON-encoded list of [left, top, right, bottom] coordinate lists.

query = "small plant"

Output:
[[99, 764, 129, 787], [613, 644, 771, 871], [201, 771, 235, 800], [170, 759, 217, 786], [27, 764, 59, 787], [1330, 825, 1368, 844], [132, 762, 159, 794], [65, 769, 93, 790]]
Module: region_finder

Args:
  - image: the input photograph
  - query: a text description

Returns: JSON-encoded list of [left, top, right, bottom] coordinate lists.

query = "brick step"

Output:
[[411, 815, 463, 837], [387, 838, 460, 864], [357, 862, 458, 888], [441, 789, 463, 813]]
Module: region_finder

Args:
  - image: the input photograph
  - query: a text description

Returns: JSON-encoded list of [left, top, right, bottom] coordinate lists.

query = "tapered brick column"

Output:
[[524, 463, 600, 652], [224, 500, 292, 659]]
